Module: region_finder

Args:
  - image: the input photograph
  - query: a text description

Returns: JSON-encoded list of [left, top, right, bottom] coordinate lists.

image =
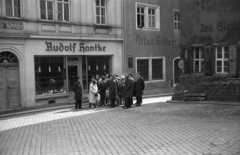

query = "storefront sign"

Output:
[[200, 21, 240, 33], [0, 20, 24, 30], [45, 42, 106, 53], [136, 35, 176, 46]]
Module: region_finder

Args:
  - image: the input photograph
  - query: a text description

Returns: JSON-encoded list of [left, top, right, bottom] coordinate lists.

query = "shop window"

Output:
[[193, 47, 204, 72], [136, 3, 160, 31], [136, 57, 165, 81], [5, 0, 21, 18], [40, 0, 54, 20], [137, 59, 149, 81], [35, 56, 66, 95], [173, 9, 180, 31], [57, 0, 70, 22], [215, 46, 229, 74], [152, 59, 163, 80], [96, 0, 106, 25]]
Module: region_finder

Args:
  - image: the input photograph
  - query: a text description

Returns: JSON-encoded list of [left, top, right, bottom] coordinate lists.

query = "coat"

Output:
[[135, 76, 145, 97], [73, 81, 83, 100], [109, 79, 117, 99], [98, 80, 106, 99], [125, 77, 134, 98], [89, 83, 98, 104]]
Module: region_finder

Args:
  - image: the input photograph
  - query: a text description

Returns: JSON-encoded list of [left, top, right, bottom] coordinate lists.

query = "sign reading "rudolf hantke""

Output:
[[45, 42, 106, 53], [136, 35, 176, 46]]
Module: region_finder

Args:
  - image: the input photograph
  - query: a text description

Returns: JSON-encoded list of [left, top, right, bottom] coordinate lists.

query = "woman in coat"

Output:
[[89, 79, 98, 108], [73, 77, 83, 110]]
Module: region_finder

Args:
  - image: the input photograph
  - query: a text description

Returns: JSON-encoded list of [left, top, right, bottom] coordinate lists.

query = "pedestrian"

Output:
[[129, 73, 135, 106], [123, 74, 134, 109], [135, 72, 145, 106], [98, 76, 106, 106], [119, 75, 125, 105], [109, 75, 117, 108], [73, 77, 83, 111], [89, 79, 98, 108]]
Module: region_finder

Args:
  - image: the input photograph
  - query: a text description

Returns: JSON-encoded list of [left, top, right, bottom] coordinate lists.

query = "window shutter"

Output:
[[229, 45, 237, 77], [204, 46, 213, 75]]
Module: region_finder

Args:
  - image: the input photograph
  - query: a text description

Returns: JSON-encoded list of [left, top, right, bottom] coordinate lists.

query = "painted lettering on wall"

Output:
[[136, 35, 176, 46], [200, 21, 240, 33], [45, 42, 106, 53]]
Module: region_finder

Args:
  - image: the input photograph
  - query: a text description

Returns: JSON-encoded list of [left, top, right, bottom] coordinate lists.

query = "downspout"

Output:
[[122, 0, 126, 75]]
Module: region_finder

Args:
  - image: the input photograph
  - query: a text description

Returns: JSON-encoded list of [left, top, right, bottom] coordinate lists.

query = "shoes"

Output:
[[122, 106, 128, 109]]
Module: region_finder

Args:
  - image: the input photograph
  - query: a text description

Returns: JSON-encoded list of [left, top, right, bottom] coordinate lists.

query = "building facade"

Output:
[[123, 0, 181, 95], [0, 0, 123, 110], [180, 0, 240, 77]]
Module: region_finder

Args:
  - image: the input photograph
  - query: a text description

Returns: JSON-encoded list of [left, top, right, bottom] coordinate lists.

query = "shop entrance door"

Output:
[[68, 65, 78, 92]]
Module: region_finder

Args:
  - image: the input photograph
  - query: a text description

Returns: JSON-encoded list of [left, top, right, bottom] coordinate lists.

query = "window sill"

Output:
[[136, 27, 160, 31], [35, 93, 69, 101], [145, 79, 166, 83], [94, 24, 112, 30]]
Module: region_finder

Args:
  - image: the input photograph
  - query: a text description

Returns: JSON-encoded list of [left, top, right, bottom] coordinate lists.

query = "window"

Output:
[[148, 9, 155, 28], [128, 57, 133, 68], [35, 56, 67, 95], [136, 3, 160, 30], [57, 0, 70, 22], [215, 46, 229, 74], [174, 10, 180, 31], [137, 59, 149, 80], [193, 47, 204, 72], [5, 0, 21, 18], [96, 0, 106, 25], [40, 0, 53, 20], [136, 57, 165, 81]]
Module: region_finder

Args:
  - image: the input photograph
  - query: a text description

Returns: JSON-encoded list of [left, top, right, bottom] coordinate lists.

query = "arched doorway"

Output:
[[173, 57, 182, 86], [0, 51, 20, 110]]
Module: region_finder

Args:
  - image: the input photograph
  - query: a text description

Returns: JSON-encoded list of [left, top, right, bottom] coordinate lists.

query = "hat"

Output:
[[121, 75, 125, 79]]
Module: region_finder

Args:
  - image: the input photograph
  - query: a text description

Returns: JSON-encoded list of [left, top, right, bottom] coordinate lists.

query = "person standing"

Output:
[[109, 75, 117, 108], [124, 74, 134, 109], [98, 76, 106, 106], [73, 77, 83, 110], [129, 73, 135, 106], [135, 72, 145, 106], [89, 79, 98, 108]]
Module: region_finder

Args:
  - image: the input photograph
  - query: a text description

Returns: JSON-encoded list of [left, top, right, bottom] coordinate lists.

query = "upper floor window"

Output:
[[5, 0, 21, 18], [57, 0, 70, 22], [136, 3, 160, 31], [173, 10, 180, 31], [40, 0, 54, 20], [216, 46, 229, 74], [193, 47, 204, 72], [96, 0, 106, 25]]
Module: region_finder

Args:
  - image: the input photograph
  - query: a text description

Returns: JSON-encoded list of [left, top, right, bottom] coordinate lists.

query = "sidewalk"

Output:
[[0, 93, 173, 118]]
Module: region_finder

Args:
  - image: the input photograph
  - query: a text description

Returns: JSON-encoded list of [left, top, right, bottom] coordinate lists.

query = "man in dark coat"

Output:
[[98, 76, 106, 106], [124, 74, 134, 108], [73, 77, 83, 110], [109, 75, 117, 108], [135, 72, 145, 106]]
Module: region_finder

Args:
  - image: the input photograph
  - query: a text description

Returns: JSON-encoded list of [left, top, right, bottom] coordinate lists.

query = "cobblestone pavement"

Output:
[[0, 97, 240, 155]]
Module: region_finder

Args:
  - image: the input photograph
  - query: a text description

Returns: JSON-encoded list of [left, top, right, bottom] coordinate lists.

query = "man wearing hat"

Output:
[[73, 77, 83, 110], [109, 75, 117, 108], [135, 72, 145, 106]]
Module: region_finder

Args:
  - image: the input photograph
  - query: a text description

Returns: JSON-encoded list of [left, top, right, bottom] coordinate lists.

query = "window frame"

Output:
[[95, 0, 107, 25], [215, 46, 229, 74], [193, 47, 204, 72], [40, 0, 54, 21], [4, 0, 22, 18], [136, 57, 166, 82], [136, 2, 160, 31], [173, 9, 180, 32], [57, 0, 70, 22]]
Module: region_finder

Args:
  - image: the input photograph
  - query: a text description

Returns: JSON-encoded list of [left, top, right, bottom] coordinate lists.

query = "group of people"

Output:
[[72, 72, 145, 111]]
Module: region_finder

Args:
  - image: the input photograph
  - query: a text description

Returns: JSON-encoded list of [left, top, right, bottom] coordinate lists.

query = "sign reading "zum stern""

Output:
[[45, 42, 106, 53]]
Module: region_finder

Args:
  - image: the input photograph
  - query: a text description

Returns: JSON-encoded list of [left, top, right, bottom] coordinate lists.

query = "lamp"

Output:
[[104, 64, 106, 70], [96, 65, 98, 70], [38, 57, 41, 73], [58, 57, 61, 72], [48, 57, 51, 72], [88, 65, 91, 71]]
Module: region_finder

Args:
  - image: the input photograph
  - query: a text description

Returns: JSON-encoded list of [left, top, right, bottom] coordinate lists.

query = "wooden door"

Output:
[[6, 67, 20, 109], [0, 68, 7, 110]]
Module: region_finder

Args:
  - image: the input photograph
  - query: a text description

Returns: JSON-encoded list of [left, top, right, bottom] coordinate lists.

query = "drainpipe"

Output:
[[121, 0, 126, 75]]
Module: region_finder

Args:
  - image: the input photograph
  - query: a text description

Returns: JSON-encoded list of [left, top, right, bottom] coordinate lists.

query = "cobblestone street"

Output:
[[0, 97, 240, 155]]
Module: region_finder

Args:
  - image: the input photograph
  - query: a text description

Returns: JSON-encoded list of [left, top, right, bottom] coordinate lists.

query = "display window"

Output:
[[35, 56, 66, 95]]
